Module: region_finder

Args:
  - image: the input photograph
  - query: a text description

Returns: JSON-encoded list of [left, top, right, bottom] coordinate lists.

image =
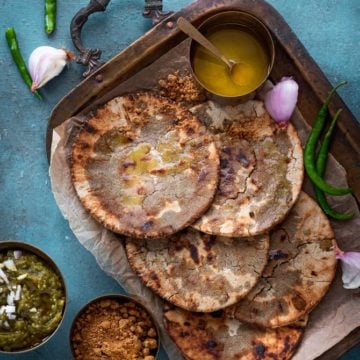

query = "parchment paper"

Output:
[[50, 40, 360, 359]]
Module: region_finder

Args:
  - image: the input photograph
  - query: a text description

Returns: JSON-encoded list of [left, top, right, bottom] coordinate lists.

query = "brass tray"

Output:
[[46, 0, 360, 358]]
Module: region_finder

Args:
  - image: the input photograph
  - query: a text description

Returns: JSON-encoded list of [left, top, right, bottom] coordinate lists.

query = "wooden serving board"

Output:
[[46, 0, 360, 358]]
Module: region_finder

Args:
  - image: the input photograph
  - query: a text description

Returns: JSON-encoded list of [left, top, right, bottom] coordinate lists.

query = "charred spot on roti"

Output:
[[291, 293, 307, 311], [211, 310, 224, 318], [79, 142, 90, 150], [163, 306, 304, 360], [204, 340, 218, 349], [149, 272, 161, 289], [71, 92, 220, 239], [206, 253, 214, 262], [226, 192, 337, 328], [203, 235, 216, 251], [188, 244, 200, 265], [84, 123, 96, 133], [125, 228, 269, 312], [140, 221, 153, 232], [190, 100, 303, 237], [254, 343, 266, 357], [179, 331, 189, 337]]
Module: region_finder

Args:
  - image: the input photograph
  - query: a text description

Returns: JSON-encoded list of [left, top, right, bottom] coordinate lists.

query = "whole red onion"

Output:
[[264, 77, 299, 124]]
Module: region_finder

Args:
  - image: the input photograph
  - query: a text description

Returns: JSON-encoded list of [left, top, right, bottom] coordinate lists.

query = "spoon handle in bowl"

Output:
[[177, 17, 232, 69]]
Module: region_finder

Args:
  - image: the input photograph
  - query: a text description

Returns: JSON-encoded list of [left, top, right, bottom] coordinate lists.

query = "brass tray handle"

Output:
[[70, 0, 173, 78], [70, 0, 111, 77]]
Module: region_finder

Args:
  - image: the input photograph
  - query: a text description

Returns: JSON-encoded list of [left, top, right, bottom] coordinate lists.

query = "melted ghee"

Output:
[[193, 27, 269, 96], [124, 144, 158, 175], [121, 195, 144, 206]]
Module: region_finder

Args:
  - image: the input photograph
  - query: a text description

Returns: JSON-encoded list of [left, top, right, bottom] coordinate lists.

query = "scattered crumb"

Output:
[[158, 71, 206, 105]]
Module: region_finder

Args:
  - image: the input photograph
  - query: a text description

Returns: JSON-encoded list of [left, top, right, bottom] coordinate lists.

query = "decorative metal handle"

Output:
[[70, 0, 111, 77], [143, 0, 173, 25], [71, 0, 172, 78]]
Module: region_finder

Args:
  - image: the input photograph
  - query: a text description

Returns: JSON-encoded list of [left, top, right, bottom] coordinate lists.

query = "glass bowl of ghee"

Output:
[[189, 11, 275, 98]]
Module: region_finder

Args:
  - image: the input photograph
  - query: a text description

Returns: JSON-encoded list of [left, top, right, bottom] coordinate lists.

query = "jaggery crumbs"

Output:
[[71, 299, 158, 360], [158, 71, 206, 104]]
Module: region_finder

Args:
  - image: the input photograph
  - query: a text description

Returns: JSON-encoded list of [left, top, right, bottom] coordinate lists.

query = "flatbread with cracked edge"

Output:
[[163, 305, 305, 360], [190, 100, 303, 237], [225, 191, 337, 328], [125, 228, 269, 312], [71, 92, 219, 239]]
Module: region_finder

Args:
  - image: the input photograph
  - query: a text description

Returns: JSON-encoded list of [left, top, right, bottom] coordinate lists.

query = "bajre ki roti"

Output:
[[164, 306, 304, 360], [125, 228, 269, 312], [190, 100, 303, 237], [225, 192, 337, 328], [71, 92, 219, 239]]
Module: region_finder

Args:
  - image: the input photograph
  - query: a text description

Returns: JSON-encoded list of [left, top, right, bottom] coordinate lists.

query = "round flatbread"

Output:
[[225, 191, 337, 328], [125, 228, 269, 312], [71, 92, 219, 239], [164, 306, 304, 360], [190, 100, 303, 237]]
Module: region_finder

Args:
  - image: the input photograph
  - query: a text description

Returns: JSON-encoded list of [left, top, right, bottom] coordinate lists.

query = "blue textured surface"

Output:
[[0, 1, 359, 359]]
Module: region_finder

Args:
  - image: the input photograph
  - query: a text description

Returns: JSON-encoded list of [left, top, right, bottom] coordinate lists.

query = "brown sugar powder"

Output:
[[71, 299, 158, 360]]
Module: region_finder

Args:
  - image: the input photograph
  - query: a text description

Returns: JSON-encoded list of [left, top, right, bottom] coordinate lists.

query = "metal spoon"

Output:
[[177, 17, 245, 85]]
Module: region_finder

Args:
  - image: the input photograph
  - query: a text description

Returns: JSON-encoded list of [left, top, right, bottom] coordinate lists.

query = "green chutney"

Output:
[[0, 250, 65, 351]]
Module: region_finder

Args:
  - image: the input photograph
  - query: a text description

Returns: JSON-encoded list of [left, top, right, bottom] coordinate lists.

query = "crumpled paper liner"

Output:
[[50, 40, 360, 359]]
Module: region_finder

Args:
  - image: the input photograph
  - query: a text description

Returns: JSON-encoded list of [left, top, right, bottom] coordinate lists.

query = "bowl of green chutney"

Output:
[[0, 240, 67, 354]]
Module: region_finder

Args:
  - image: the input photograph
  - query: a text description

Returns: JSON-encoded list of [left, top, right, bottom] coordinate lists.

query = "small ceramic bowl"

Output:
[[189, 10, 275, 100], [0, 240, 67, 354], [70, 294, 160, 359]]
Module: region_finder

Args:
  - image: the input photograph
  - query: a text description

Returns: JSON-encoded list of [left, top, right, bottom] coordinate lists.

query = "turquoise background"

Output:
[[0, 0, 359, 359]]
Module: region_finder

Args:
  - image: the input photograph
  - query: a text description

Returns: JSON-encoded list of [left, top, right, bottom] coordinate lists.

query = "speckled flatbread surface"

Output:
[[190, 100, 303, 237], [225, 192, 337, 328], [125, 228, 269, 312], [164, 306, 304, 360], [71, 92, 219, 239]]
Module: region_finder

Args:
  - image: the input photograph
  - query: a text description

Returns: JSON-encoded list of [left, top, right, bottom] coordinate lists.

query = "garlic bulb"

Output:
[[29, 46, 73, 91]]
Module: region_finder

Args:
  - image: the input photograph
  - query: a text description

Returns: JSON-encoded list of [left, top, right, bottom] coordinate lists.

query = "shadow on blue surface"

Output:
[[342, 344, 360, 360]]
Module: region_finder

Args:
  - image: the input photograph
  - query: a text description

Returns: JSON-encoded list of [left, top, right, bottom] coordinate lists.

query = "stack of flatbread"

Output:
[[70, 90, 337, 359]]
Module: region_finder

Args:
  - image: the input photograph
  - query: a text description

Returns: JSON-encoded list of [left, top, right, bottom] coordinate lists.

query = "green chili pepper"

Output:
[[5, 28, 42, 100], [313, 109, 353, 219], [304, 81, 351, 195], [45, 0, 57, 34]]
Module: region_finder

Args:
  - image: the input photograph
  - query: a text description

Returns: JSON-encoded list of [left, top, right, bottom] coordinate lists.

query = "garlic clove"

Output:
[[264, 77, 299, 125], [29, 46, 73, 91]]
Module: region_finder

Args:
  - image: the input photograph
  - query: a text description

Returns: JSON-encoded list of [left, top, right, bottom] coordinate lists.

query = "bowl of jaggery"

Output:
[[70, 294, 160, 360]]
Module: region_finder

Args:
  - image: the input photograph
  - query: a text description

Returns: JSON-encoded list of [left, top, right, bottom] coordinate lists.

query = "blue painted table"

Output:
[[0, 1, 359, 359]]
